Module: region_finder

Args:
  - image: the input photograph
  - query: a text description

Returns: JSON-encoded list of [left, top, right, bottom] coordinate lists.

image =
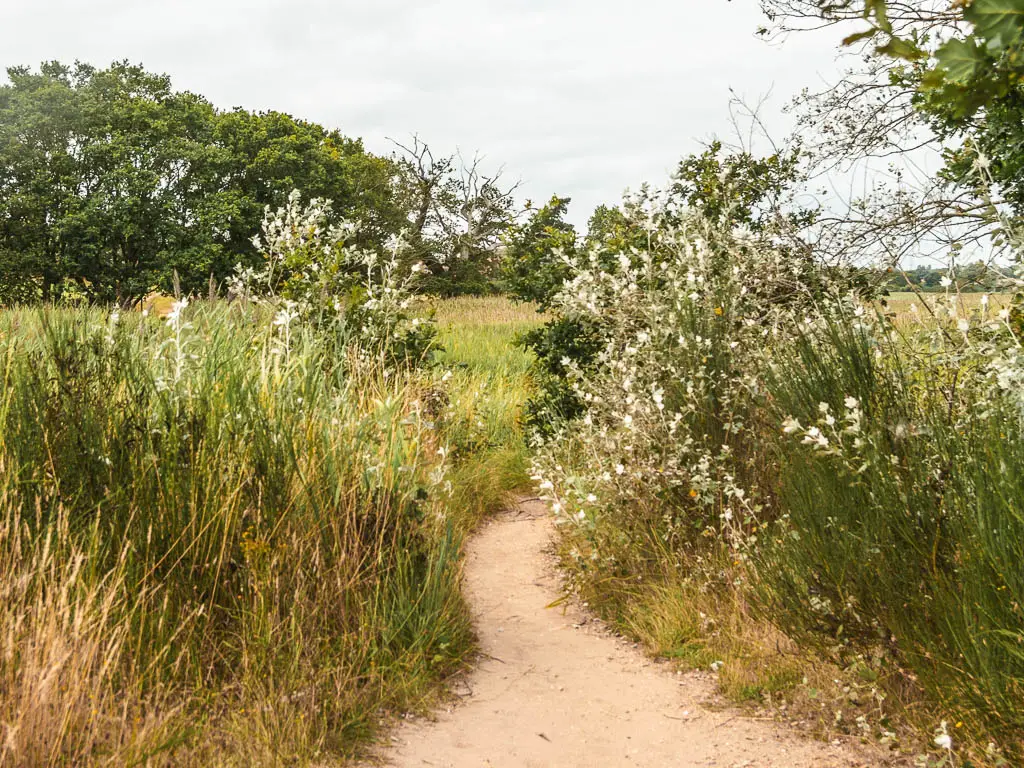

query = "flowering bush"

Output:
[[530, 174, 1024, 760], [229, 189, 436, 364], [529, 186, 844, 571]]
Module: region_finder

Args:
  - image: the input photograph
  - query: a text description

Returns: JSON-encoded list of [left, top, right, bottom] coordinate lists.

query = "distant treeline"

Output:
[[0, 61, 519, 306], [877, 262, 1014, 293]]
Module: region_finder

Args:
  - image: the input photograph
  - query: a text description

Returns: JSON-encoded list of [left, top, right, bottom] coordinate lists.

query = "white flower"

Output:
[[844, 396, 859, 410], [940, 276, 953, 288], [957, 319, 970, 333], [166, 297, 189, 326], [615, 463, 625, 476], [586, 494, 598, 503], [934, 721, 953, 752], [273, 307, 298, 328], [999, 309, 1010, 321], [802, 427, 829, 449], [782, 416, 802, 435]]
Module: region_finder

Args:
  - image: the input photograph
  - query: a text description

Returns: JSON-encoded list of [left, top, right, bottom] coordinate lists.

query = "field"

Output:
[[0, 298, 536, 767], [881, 291, 1013, 327], [2, 278, 1022, 767]]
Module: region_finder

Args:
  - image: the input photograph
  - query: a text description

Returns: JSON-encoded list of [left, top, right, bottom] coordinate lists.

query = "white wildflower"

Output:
[[782, 416, 802, 435], [933, 721, 953, 752], [166, 297, 189, 326]]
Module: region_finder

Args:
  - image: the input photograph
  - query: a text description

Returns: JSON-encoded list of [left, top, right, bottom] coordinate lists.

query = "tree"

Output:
[[502, 195, 576, 307], [759, 0, 1024, 269], [390, 136, 518, 295], [0, 61, 406, 306], [0, 62, 88, 302], [669, 141, 817, 235]]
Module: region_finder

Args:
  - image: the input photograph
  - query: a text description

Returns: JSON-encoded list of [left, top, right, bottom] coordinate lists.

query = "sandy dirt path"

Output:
[[372, 500, 881, 768]]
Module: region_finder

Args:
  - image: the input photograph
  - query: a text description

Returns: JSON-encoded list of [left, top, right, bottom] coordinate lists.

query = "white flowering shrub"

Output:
[[530, 189, 847, 584], [532, 177, 1024, 758], [229, 189, 435, 364]]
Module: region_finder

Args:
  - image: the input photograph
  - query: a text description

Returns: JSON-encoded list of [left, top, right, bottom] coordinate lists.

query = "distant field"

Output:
[[882, 290, 1012, 311], [881, 290, 1013, 325]]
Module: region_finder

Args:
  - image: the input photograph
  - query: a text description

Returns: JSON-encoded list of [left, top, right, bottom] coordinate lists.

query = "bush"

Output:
[[529, 176, 1024, 762]]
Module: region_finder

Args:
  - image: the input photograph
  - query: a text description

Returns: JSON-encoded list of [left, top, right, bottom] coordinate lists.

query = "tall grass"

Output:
[[760, 311, 1024, 755], [429, 296, 542, 530], [0, 304, 472, 766]]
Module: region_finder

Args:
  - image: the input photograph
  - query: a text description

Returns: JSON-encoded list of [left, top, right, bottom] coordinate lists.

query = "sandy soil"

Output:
[[369, 500, 885, 768]]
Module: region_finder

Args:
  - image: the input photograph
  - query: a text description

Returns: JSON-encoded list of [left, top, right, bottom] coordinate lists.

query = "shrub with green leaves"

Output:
[[229, 189, 436, 365]]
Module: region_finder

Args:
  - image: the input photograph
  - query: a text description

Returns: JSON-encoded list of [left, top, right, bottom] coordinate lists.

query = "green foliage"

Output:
[[877, 261, 1013, 293], [520, 145, 815, 439], [760, 310, 1024, 755], [519, 316, 604, 436], [669, 141, 816, 233], [0, 61, 400, 306], [502, 195, 577, 307]]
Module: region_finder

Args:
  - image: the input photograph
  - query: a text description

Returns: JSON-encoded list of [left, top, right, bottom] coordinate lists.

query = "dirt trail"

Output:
[[373, 500, 879, 768]]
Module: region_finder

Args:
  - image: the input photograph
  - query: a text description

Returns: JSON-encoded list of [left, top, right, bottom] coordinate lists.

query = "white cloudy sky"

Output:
[[0, 0, 845, 225]]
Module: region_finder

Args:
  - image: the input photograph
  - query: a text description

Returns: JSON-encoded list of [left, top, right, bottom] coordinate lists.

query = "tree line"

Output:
[[0, 61, 519, 306]]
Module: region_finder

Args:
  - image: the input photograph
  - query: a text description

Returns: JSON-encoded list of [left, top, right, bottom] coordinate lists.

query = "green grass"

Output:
[[429, 296, 544, 532], [0, 297, 537, 767]]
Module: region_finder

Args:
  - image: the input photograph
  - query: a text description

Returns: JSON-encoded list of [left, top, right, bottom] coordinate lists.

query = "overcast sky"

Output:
[[0, 0, 845, 225]]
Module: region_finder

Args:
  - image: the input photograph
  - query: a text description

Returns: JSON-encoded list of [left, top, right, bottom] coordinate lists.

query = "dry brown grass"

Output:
[[621, 575, 927, 760], [426, 295, 543, 328], [0, 505, 186, 767], [880, 291, 1013, 327]]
